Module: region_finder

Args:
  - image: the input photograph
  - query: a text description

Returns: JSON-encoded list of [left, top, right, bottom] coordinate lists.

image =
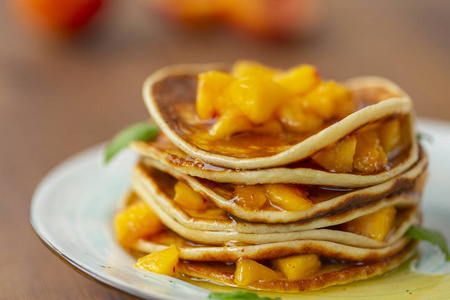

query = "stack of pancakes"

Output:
[[123, 64, 427, 292]]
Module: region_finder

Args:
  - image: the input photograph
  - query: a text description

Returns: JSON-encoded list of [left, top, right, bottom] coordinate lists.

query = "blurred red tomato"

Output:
[[16, 0, 103, 34]]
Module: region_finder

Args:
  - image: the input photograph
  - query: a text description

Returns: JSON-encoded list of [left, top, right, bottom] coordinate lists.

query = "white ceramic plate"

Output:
[[31, 119, 450, 300]]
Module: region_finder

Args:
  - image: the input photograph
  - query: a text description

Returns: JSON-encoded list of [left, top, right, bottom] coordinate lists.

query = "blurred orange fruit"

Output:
[[147, 0, 321, 40], [15, 0, 103, 34], [221, 0, 320, 40]]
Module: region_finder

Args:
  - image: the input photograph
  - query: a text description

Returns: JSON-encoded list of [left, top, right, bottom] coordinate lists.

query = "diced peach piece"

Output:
[[114, 201, 164, 249], [233, 185, 267, 210], [209, 108, 253, 139], [301, 81, 335, 119], [379, 119, 402, 154], [339, 206, 397, 241], [135, 245, 179, 276], [277, 99, 323, 133], [312, 135, 357, 173], [252, 119, 284, 134], [203, 207, 230, 219], [184, 205, 229, 219], [196, 71, 235, 120], [229, 77, 289, 124], [332, 82, 355, 119], [173, 181, 207, 210], [272, 254, 321, 280], [265, 184, 313, 211], [302, 81, 353, 120], [149, 231, 186, 247], [184, 207, 229, 219], [234, 258, 279, 285], [353, 129, 387, 174], [231, 60, 280, 80], [274, 65, 320, 95]]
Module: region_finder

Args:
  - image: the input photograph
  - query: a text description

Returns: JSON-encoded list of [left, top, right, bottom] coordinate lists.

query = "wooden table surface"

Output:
[[1, 0, 449, 299]]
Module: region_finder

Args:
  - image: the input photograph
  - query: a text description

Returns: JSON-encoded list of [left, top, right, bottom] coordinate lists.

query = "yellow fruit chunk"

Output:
[[229, 77, 289, 124], [173, 181, 207, 210], [185, 207, 229, 219], [302, 81, 353, 120], [234, 258, 279, 285], [274, 65, 320, 95], [209, 108, 253, 139], [332, 82, 355, 119], [353, 129, 388, 174], [272, 254, 321, 280], [114, 201, 164, 249], [339, 206, 397, 241], [233, 185, 267, 210], [149, 231, 185, 247], [252, 119, 283, 134], [196, 71, 235, 120], [135, 245, 179, 276], [379, 119, 402, 154], [265, 184, 313, 211], [231, 60, 280, 80], [312, 135, 357, 173], [203, 207, 230, 219], [277, 99, 323, 133]]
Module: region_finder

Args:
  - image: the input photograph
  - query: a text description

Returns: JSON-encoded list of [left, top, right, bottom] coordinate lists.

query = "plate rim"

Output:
[[29, 144, 201, 300]]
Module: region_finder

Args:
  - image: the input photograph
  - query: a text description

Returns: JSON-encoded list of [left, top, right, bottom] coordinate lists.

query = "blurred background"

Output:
[[1, 0, 449, 299]]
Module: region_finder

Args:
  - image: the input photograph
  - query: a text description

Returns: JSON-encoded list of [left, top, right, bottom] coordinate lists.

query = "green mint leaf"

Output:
[[208, 291, 281, 300], [406, 225, 450, 261], [104, 122, 158, 164], [416, 132, 433, 143]]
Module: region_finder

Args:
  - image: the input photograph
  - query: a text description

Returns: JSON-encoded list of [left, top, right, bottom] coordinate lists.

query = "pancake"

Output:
[[132, 161, 425, 232], [177, 241, 416, 292], [134, 148, 427, 223], [132, 134, 418, 188], [142, 63, 416, 170], [119, 191, 417, 291], [130, 166, 422, 245], [134, 232, 413, 262], [122, 193, 417, 291], [131, 185, 419, 246], [118, 191, 415, 262]]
